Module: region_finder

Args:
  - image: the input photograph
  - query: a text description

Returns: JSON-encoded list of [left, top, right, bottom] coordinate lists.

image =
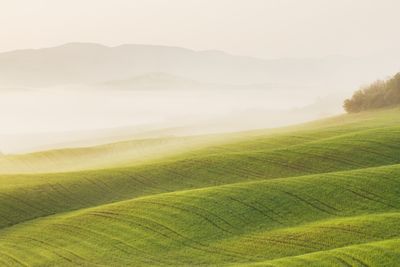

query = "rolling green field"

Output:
[[0, 107, 400, 266]]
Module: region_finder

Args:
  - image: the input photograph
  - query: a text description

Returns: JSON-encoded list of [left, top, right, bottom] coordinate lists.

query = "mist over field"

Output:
[[0, 85, 331, 153], [0, 43, 398, 153], [1, 0, 400, 154], [2, 1, 400, 266]]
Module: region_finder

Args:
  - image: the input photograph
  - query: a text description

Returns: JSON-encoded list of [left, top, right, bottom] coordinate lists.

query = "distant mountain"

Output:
[[0, 42, 399, 91], [0, 42, 274, 88]]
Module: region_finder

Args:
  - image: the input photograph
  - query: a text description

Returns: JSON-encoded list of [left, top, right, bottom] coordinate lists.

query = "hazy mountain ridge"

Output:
[[1, 42, 399, 90]]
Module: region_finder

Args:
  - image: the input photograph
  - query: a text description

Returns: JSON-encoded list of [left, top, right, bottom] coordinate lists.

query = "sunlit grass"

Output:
[[0, 107, 399, 266]]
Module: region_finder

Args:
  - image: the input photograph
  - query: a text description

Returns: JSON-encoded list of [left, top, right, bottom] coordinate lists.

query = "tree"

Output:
[[344, 72, 400, 113]]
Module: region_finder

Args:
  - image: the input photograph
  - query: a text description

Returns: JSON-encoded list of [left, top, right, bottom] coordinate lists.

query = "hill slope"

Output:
[[1, 107, 399, 174], [0, 108, 399, 266], [0, 165, 399, 266]]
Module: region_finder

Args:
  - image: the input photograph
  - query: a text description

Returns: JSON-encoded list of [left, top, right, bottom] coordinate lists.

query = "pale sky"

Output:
[[1, 0, 400, 58]]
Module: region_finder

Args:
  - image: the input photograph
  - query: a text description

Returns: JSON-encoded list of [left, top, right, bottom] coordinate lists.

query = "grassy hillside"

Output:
[[0, 165, 399, 266], [0, 107, 399, 266], [1, 107, 399, 174]]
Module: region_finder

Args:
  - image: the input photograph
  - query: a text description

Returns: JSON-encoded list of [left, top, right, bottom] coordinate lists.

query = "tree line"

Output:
[[344, 72, 400, 113]]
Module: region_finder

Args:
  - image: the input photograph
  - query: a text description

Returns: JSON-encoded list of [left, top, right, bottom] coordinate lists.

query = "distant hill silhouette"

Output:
[[1, 42, 399, 91]]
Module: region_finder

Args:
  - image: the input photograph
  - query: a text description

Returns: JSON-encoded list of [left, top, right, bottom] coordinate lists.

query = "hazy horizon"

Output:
[[1, 0, 400, 153]]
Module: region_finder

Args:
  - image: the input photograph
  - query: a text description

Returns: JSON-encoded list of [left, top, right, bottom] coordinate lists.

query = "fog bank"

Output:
[[0, 87, 343, 153]]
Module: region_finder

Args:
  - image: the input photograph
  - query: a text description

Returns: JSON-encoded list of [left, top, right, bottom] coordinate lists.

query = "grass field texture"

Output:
[[0, 107, 399, 266]]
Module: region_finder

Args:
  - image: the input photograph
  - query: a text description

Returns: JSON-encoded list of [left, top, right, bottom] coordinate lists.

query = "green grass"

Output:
[[1, 107, 400, 174], [0, 165, 400, 266], [0, 134, 234, 173], [0, 107, 400, 266], [242, 238, 400, 266]]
